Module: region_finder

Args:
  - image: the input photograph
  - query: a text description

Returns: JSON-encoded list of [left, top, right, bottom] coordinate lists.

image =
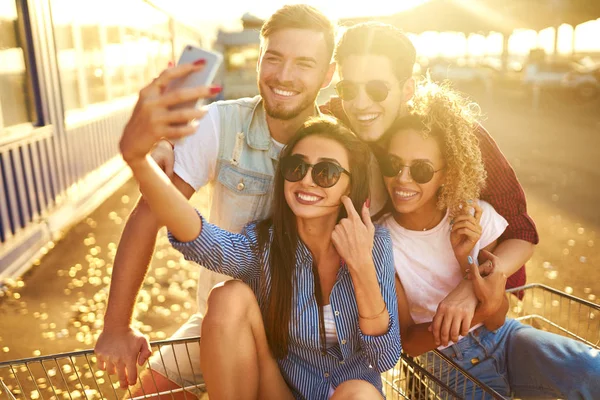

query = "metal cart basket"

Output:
[[383, 284, 600, 399], [1, 284, 598, 399]]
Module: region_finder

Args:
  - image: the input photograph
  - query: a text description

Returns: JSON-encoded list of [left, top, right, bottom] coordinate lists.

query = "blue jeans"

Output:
[[427, 318, 600, 399]]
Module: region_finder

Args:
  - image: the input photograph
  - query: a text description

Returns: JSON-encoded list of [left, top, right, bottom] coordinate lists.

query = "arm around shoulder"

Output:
[[476, 125, 539, 245]]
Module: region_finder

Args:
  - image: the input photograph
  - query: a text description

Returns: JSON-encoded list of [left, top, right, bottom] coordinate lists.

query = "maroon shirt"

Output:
[[320, 97, 538, 289]]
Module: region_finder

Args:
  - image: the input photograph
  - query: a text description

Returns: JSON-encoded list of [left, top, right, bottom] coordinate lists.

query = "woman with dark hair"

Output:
[[119, 116, 401, 400]]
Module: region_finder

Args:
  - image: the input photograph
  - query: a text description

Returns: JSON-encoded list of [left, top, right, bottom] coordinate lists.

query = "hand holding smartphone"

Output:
[[166, 45, 223, 110]]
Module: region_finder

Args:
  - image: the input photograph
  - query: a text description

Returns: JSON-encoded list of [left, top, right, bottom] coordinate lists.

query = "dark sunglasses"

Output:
[[335, 80, 391, 103], [280, 155, 350, 188], [380, 155, 444, 184]]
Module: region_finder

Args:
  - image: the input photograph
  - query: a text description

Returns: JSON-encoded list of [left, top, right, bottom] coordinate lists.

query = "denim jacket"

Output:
[[209, 96, 280, 233]]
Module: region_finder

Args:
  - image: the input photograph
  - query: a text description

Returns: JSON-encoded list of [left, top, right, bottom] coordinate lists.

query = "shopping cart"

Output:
[[382, 283, 600, 400], [0, 337, 205, 400], [1, 284, 599, 399], [505, 284, 599, 350]]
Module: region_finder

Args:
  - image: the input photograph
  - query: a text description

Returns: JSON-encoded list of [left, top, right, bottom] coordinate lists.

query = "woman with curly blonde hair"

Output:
[[403, 81, 488, 217], [376, 82, 600, 399]]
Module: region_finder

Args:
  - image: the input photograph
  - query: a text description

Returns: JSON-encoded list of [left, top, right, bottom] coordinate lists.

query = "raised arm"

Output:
[[126, 155, 202, 241], [332, 198, 401, 372], [95, 62, 218, 389], [358, 228, 402, 372]]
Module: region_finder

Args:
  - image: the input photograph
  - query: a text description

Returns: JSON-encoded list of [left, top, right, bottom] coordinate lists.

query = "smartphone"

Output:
[[167, 44, 223, 109]]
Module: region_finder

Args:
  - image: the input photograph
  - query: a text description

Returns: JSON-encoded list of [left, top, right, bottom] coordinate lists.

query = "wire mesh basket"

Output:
[[383, 351, 506, 400], [1, 284, 598, 399], [381, 283, 600, 400], [506, 283, 600, 349], [0, 338, 203, 400]]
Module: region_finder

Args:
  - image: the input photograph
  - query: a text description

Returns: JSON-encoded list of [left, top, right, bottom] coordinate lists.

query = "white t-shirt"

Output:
[[173, 104, 221, 191], [271, 137, 284, 153], [379, 200, 508, 329], [173, 104, 286, 192]]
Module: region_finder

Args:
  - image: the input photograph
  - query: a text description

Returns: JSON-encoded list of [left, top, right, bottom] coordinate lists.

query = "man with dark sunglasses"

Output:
[[321, 22, 538, 349]]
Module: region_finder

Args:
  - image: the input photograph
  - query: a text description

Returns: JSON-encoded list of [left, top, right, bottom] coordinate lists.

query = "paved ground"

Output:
[[0, 88, 598, 399], [477, 89, 600, 300]]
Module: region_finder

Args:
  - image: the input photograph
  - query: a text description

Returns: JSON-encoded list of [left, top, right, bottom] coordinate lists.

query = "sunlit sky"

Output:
[[152, 0, 600, 58], [152, 0, 428, 44], [157, 0, 427, 23]]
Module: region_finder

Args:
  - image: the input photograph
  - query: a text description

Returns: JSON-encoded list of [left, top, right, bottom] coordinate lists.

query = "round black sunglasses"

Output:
[[280, 155, 350, 188], [380, 154, 444, 184]]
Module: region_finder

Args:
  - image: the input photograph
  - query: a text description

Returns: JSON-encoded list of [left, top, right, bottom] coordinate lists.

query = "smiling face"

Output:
[[258, 28, 333, 120], [283, 135, 351, 221], [383, 129, 446, 217], [339, 54, 407, 142]]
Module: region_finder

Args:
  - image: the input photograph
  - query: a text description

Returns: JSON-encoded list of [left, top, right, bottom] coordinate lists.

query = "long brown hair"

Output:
[[257, 117, 371, 359]]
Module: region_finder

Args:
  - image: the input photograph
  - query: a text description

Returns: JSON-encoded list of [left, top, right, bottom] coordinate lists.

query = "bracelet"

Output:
[[358, 303, 387, 320]]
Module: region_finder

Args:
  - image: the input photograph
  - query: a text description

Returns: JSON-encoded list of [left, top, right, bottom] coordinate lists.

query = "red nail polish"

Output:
[[365, 198, 371, 208], [209, 85, 222, 94], [167, 61, 174, 68], [193, 58, 206, 66]]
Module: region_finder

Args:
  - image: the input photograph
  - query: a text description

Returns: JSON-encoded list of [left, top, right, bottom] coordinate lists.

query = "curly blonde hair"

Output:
[[381, 80, 487, 217]]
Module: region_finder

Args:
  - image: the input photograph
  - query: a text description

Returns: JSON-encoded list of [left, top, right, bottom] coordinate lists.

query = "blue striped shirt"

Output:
[[168, 213, 401, 399]]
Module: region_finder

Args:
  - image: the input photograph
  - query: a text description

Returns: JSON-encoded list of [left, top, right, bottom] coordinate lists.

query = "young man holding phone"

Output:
[[95, 4, 336, 397]]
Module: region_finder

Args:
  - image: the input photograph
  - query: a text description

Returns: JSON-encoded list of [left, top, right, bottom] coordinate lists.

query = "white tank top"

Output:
[[323, 304, 338, 398], [323, 304, 338, 348]]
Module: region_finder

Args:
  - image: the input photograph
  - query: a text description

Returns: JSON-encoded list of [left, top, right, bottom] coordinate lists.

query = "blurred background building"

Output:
[[210, 0, 600, 101], [0, 0, 202, 278]]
